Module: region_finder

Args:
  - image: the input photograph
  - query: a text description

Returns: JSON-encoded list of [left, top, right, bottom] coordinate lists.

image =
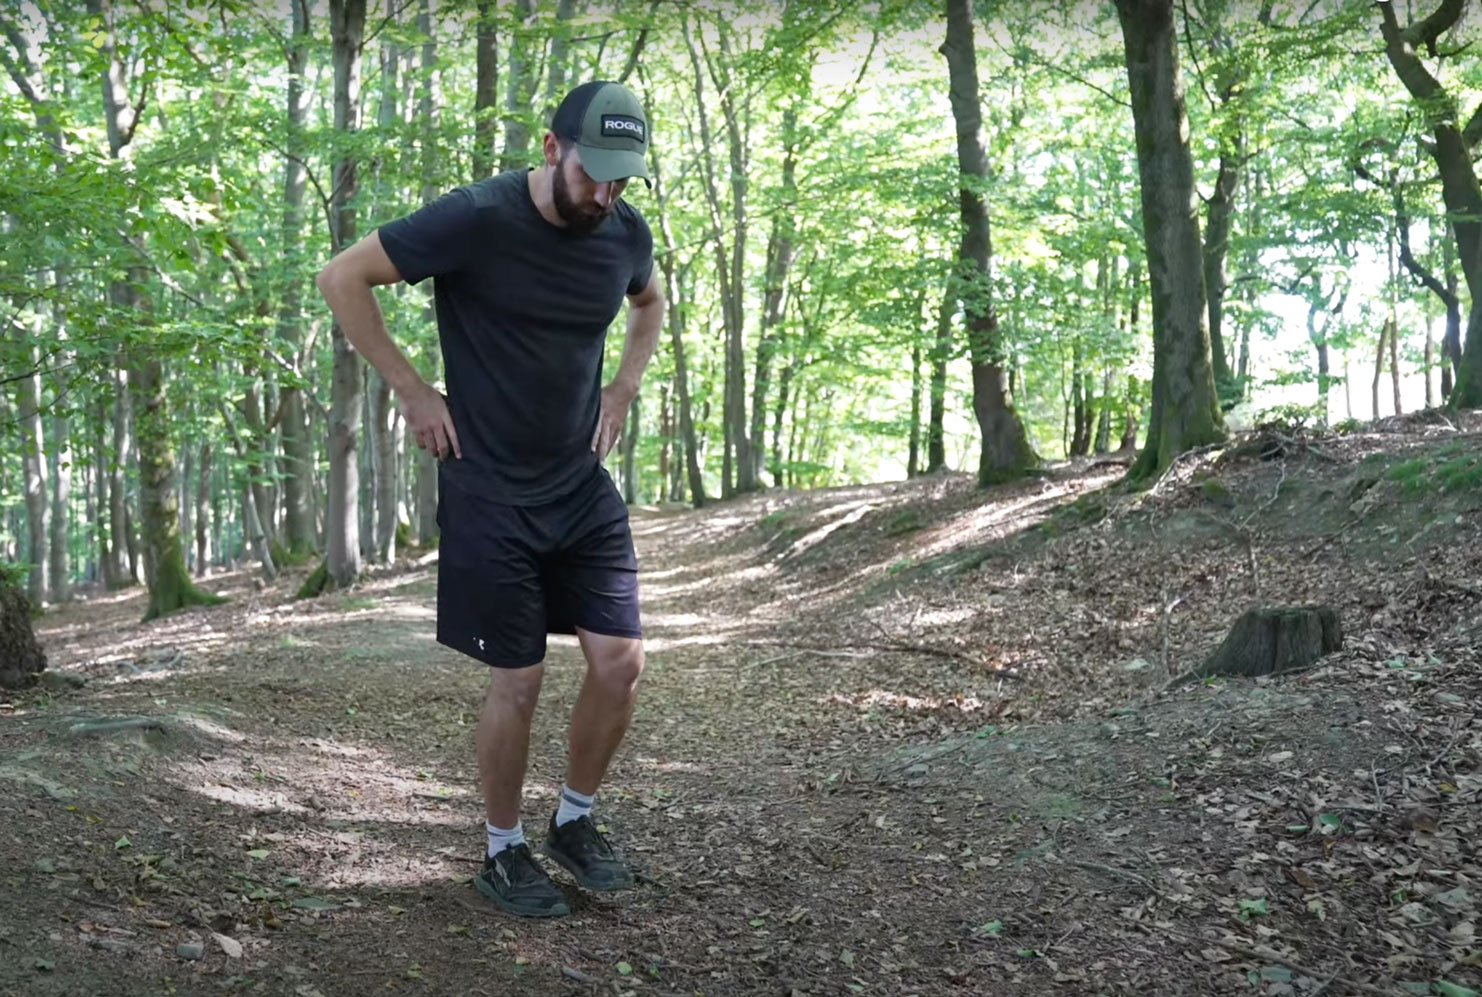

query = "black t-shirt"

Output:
[[378, 170, 654, 505]]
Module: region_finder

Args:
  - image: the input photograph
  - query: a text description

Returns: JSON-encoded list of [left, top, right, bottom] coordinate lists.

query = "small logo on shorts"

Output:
[[476, 638, 486, 652]]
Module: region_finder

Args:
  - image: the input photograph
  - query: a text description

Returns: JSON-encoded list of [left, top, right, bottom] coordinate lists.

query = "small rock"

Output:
[[904, 763, 929, 777], [177, 942, 205, 960], [212, 932, 243, 958], [90, 938, 131, 954], [32, 858, 56, 874]]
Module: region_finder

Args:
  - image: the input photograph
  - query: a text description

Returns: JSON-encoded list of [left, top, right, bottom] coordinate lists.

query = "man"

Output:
[[316, 80, 664, 918]]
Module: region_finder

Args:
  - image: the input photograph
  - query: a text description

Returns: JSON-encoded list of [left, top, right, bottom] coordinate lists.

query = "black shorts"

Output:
[[435, 466, 642, 668]]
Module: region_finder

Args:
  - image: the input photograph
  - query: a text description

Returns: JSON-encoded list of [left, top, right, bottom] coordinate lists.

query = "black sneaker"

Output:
[[544, 815, 636, 891], [475, 843, 570, 918]]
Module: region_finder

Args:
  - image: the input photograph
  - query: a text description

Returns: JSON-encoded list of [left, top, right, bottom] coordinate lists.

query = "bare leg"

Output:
[[477, 664, 545, 828], [564, 630, 644, 796]]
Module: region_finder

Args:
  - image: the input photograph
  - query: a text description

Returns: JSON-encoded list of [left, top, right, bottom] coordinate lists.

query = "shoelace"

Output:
[[500, 845, 552, 885], [568, 818, 615, 858]]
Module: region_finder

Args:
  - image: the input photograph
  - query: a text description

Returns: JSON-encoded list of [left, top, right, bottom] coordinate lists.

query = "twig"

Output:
[[1301, 515, 1367, 560], [561, 966, 597, 984], [1070, 860, 1157, 894]]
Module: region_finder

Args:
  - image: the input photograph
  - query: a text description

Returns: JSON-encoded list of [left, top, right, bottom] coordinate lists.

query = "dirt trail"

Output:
[[3, 421, 1481, 996]]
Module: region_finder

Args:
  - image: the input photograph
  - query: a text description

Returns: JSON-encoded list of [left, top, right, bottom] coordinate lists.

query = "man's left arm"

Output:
[[592, 271, 665, 459]]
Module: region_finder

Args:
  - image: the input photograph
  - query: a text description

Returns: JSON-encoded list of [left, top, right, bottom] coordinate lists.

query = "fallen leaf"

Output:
[[212, 933, 242, 959]]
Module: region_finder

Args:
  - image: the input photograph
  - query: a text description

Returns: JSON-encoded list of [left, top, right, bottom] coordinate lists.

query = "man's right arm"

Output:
[[316, 231, 462, 459]]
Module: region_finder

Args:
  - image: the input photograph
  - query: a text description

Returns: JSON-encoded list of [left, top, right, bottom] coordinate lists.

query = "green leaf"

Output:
[[1260, 967, 1293, 983], [616, 961, 633, 975], [114, 836, 131, 850], [1238, 898, 1269, 919], [840, 949, 855, 967], [290, 897, 340, 911], [245, 849, 271, 859], [1317, 813, 1343, 834], [34, 958, 55, 971], [847, 985, 865, 994], [1434, 983, 1480, 997], [976, 920, 1003, 936], [749, 917, 766, 927]]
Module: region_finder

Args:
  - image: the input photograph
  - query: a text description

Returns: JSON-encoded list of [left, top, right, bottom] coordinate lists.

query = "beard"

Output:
[[552, 158, 612, 234]]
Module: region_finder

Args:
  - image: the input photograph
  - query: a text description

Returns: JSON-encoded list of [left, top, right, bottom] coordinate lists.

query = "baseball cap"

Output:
[[551, 80, 652, 187]]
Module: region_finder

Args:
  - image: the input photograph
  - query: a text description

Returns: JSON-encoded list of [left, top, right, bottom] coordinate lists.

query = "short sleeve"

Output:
[[377, 187, 481, 286], [627, 213, 655, 296]]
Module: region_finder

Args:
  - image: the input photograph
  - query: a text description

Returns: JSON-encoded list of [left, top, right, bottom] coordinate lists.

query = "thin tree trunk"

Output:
[[943, 0, 1036, 485], [278, 0, 317, 560], [1390, 316, 1403, 417], [1203, 141, 1242, 389], [908, 341, 923, 477], [372, 371, 397, 563], [773, 361, 794, 487], [1373, 319, 1389, 420], [926, 276, 952, 473], [1116, 0, 1225, 480], [1425, 310, 1437, 408], [16, 343, 48, 604], [621, 392, 640, 504], [499, 0, 535, 173], [195, 441, 212, 577], [1094, 369, 1114, 453], [750, 105, 798, 490], [325, 0, 366, 591], [473, 0, 497, 179], [242, 479, 277, 582]]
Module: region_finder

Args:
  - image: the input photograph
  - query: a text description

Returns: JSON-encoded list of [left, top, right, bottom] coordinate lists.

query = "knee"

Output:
[[591, 642, 644, 697], [486, 666, 543, 717]]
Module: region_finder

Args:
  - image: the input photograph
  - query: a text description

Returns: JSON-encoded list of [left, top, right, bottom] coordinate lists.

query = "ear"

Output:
[[542, 132, 561, 167]]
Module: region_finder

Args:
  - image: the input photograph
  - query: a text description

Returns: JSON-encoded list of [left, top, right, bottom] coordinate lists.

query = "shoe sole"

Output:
[[544, 844, 636, 892], [475, 873, 570, 918]]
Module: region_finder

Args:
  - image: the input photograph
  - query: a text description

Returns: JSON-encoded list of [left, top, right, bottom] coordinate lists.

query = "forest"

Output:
[[5, 2, 1482, 995], [3, 0, 1480, 616]]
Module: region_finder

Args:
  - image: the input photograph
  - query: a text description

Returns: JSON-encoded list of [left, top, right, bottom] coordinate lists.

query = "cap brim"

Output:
[[577, 145, 652, 188]]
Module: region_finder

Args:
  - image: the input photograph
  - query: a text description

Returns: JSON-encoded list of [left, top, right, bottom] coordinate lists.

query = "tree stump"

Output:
[[0, 578, 47, 690], [1197, 606, 1342, 680]]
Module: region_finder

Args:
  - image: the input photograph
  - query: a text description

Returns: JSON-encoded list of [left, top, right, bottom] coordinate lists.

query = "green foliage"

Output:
[[1384, 453, 1482, 495]]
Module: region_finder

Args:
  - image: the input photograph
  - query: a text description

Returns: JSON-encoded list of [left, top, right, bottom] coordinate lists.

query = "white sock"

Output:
[[555, 785, 594, 827], [486, 821, 525, 858]]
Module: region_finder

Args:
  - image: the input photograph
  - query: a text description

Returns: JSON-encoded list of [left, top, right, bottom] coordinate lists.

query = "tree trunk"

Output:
[[683, 18, 748, 497], [621, 391, 640, 504], [1390, 315, 1403, 417], [943, 0, 1036, 486], [499, 0, 535, 173], [473, 0, 498, 179], [372, 371, 397, 563], [1203, 145, 1241, 390], [1070, 344, 1088, 457], [1425, 312, 1437, 408], [908, 341, 923, 477], [16, 343, 49, 604], [1377, 0, 1482, 408], [1443, 233, 1461, 399], [773, 361, 794, 487], [0, 580, 46, 690], [1373, 319, 1389, 420], [242, 478, 278, 583], [1094, 369, 1114, 452], [927, 275, 952, 473], [325, 0, 366, 592], [750, 105, 799, 490], [194, 441, 212, 577], [1116, 0, 1226, 481], [276, 0, 316, 561], [646, 127, 707, 507], [132, 320, 217, 620]]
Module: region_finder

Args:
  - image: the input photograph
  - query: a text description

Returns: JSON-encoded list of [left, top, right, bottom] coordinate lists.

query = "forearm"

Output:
[[610, 298, 663, 400], [316, 272, 426, 397]]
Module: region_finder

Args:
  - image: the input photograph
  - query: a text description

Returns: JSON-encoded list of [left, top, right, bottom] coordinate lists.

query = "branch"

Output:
[[616, 1, 659, 85], [1403, 0, 1465, 57], [1464, 101, 1482, 151]]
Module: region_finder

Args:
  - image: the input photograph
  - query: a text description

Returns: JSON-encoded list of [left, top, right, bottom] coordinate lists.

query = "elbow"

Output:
[[315, 261, 340, 301]]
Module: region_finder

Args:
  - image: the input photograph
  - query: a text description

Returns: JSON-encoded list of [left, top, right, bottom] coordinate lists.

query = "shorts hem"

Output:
[[571, 624, 644, 641], [437, 635, 544, 669]]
